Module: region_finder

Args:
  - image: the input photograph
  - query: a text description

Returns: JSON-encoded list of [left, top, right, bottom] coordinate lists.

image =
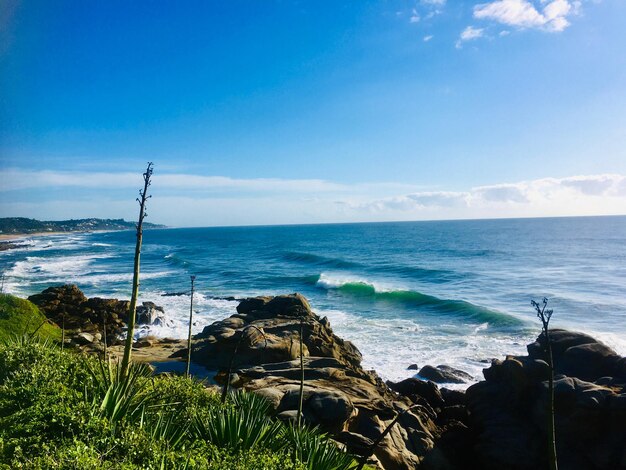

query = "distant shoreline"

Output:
[[0, 231, 69, 241]]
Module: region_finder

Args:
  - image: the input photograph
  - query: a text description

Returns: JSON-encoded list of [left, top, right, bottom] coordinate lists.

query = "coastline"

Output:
[[0, 226, 164, 242], [0, 231, 69, 241]]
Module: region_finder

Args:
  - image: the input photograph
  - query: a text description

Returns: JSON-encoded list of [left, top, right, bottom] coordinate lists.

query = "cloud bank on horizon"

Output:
[[1, 169, 624, 227]]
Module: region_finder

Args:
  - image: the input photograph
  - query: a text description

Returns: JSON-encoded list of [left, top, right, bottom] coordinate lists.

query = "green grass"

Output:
[[0, 294, 61, 343], [0, 335, 359, 469]]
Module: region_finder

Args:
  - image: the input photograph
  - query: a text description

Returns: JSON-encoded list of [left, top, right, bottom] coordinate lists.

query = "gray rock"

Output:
[[276, 409, 300, 424], [336, 431, 375, 456], [134, 338, 154, 348], [74, 332, 95, 345], [305, 389, 355, 433], [136, 301, 166, 325], [418, 365, 473, 384], [253, 387, 284, 412], [387, 377, 445, 408]]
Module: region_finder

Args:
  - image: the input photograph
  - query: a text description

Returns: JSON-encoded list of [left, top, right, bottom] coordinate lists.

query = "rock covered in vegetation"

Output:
[[192, 294, 451, 470], [466, 329, 626, 470]]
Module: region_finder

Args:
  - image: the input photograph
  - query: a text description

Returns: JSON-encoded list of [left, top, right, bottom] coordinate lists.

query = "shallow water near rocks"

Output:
[[150, 360, 218, 383]]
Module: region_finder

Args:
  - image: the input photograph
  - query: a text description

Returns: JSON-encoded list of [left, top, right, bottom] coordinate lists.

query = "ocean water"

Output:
[[2, 216, 625, 386]]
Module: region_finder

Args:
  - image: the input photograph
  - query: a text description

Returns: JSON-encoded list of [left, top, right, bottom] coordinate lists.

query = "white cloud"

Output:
[[473, 0, 577, 32], [473, 184, 529, 203], [0, 169, 348, 193], [460, 26, 485, 40], [559, 174, 619, 195], [423, 35, 434, 41], [409, 0, 446, 22], [456, 26, 484, 48], [408, 191, 469, 207]]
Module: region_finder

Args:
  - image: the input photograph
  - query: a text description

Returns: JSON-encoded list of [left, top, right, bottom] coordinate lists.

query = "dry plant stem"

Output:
[[121, 162, 153, 378], [532, 298, 558, 470], [30, 320, 46, 338], [297, 317, 304, 427], [221, 325, 267, 403], [185, 275, 196, 378], [103, 318, 108, 359], [356, 404, 421, 470], [544, 325, 557, 470]]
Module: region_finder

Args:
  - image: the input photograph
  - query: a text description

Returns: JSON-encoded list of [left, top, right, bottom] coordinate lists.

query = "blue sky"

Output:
[[1, 0, 625, 226]]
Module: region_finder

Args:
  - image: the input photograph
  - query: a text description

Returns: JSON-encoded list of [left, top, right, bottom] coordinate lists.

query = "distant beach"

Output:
[[0, 231, 67, 241]]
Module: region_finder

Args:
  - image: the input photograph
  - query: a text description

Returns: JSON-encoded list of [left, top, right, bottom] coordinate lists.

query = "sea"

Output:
[[1, 216, 625, 387]]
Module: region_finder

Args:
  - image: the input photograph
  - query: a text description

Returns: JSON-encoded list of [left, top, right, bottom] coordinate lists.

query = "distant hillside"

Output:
[[0, 217, 166, 235]]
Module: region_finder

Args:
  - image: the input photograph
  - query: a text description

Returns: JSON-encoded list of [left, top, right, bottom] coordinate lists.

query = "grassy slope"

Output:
[[0, 294, 61, 342]]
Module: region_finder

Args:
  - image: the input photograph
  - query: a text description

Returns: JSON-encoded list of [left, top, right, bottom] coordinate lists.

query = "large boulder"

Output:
[[417, 365, 473, 384], [527, 329, 625, 382], [387, 378, 445, 409], [193, 294, 362, 370], [136, 301, 168, 325]]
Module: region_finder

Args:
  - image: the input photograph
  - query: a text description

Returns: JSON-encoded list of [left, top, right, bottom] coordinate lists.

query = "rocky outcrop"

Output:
[[466, 329, 626, 470], [29, 285, 128, 344], [191, 294, 453, 470], [195, 298, 626, 470], [28, 285, 168, 346], [527, 329, 626, 382], [193, 294, 362, 369]]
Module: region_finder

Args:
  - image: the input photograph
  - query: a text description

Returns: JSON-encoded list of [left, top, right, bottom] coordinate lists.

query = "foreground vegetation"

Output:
[[0, 333, 359, 469]]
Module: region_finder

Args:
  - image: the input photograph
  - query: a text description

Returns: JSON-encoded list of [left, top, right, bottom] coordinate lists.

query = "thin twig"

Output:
[[221, 325, 267, 403]]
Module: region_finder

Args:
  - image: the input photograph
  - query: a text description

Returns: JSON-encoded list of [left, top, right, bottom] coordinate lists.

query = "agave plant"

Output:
[[85, 358, 155, 429], [230, 388, 273, 416], [194, 391, 283, 453], [282, 423, 358, 470], [3, 333, 52, 349], [140, 407, 189, 450]]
